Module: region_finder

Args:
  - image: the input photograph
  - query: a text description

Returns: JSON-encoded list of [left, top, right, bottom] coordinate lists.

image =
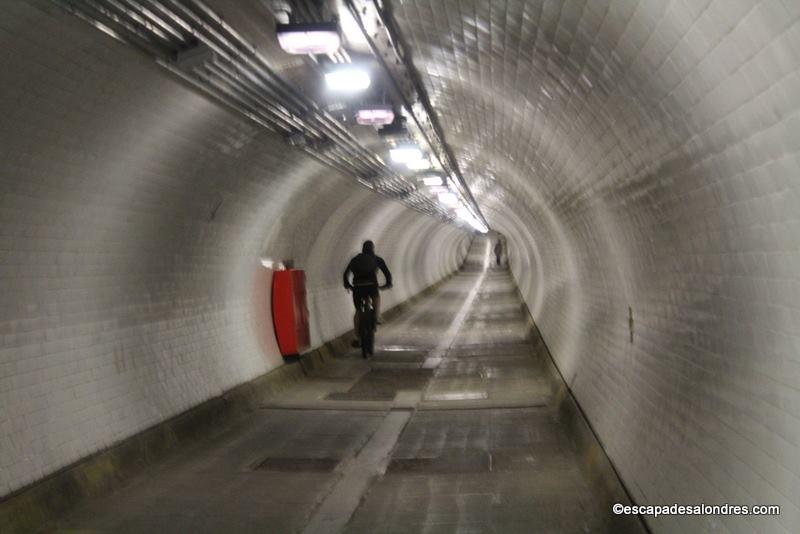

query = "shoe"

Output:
[[351, 339, 361, 348]]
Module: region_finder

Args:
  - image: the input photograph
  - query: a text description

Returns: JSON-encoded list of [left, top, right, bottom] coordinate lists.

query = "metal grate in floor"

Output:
[[387, 449, 491, 474], [325, 368, 433, 401], [253, 457, 340, 472]]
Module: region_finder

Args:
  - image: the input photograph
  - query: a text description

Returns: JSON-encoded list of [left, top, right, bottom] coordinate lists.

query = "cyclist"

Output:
[[343, 240, 392, 347], [494, 239, 503, 266]]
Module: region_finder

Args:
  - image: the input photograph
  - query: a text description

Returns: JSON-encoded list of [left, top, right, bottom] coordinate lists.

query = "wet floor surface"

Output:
[[50, 240, 642, 533]]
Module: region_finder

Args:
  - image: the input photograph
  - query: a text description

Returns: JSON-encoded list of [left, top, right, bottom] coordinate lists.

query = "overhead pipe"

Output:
[[129, 0, 391, 179], [172, 0, 422, 181], [110, 0, 187, 45], [51, 0, 455, 221]]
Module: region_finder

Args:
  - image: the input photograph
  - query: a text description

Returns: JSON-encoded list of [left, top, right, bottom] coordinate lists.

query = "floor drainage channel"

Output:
[[387, 450, 491, 474], [324, 368, 433, 401], [386, 450, 551, 474], [252, 457, 340, 472]]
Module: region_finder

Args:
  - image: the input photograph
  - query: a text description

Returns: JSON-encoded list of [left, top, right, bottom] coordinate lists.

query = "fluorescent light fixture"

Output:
[[456, 206, 489, 233], [438, 192, 458, 206], [276, 22, 341, 55], [427, 186, 448, 193], [405, 157, 431, 170], [390, 144, 423, 163], [421, 175, 443, 186], [325, 66, 371, 92], [355, 106, 395, 126], [455, 206, 472, 221]]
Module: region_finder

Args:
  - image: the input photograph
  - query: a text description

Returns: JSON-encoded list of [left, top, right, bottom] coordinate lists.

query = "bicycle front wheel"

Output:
[[360, 308, 375, 357], [362, 325, 374, 357]]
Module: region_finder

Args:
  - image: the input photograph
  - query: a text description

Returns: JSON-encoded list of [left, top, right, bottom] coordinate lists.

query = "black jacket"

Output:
[[343, 253, 392, 288]]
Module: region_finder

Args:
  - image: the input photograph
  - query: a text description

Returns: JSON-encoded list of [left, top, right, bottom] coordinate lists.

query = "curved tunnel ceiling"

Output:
[[2, 1, 800, 532]]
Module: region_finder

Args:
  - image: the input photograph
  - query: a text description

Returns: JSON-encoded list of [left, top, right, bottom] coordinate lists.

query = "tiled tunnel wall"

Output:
[[0, 2, 470, 498], [394, 1, 800, 532], [4, 1, 800, 533]]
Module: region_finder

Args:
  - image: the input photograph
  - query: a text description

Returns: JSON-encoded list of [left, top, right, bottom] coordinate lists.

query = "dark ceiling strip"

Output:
[[357, 0, 489, 228]]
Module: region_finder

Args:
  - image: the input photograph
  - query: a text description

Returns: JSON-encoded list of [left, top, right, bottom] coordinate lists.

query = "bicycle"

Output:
[[351, 282, 391, 358]]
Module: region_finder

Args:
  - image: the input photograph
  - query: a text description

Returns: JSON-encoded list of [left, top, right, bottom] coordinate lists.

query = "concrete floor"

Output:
[[50, 240, 644, 533]]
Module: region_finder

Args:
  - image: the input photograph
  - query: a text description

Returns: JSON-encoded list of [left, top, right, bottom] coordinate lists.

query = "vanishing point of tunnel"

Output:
[[1, 1, 799, 533]]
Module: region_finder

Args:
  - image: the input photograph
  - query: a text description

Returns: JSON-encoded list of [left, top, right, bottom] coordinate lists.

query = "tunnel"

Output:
[[1, 0, 799, 532]]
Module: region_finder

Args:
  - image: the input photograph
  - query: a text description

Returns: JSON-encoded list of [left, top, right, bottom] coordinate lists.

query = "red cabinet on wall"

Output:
[[272, 269, 310, 356]]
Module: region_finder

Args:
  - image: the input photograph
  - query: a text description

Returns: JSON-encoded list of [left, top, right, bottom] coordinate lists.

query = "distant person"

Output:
[[343, 240, 392, 347], [494, 239, 503, 266]]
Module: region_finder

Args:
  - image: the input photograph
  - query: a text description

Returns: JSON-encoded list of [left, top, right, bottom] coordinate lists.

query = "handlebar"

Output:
[[345, 283, 392, 291]]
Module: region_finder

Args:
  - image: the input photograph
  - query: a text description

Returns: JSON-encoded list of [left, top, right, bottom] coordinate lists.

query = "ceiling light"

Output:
[[390, 144, 423, 163], [355, 105, 395, 126], [456, 206, 489, 233], [421, 175, 443, 186], [276, 22, 341, 55], [469, 221, 489, 233], [427, 186, 448, 193], [438, 192, 458, 206], [405, 158, 431, 170], [325, 66, 371, 92]]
